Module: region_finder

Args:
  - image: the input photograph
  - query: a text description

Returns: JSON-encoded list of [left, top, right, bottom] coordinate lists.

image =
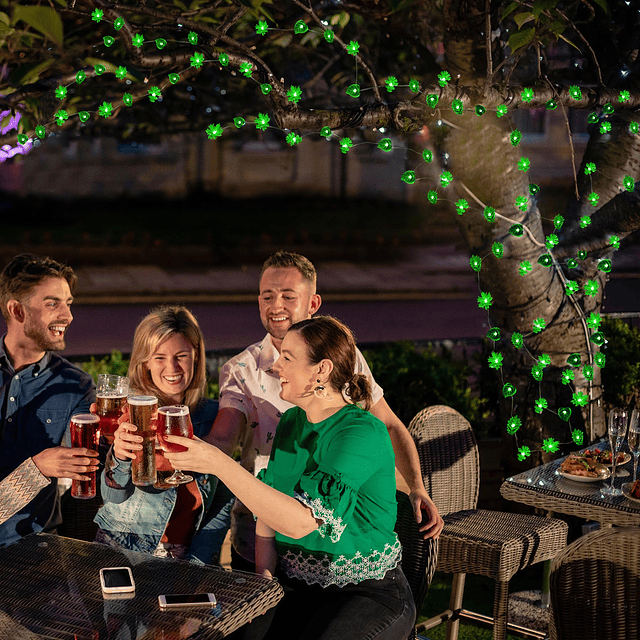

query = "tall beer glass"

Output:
[[69, 413, 100, 499], [128, 395, 158, 486], [96, 374, 129, 444], [157, 405, 194, 485]]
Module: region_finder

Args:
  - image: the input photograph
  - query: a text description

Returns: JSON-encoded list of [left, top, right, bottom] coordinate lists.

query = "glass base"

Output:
[[600, 485, 622, 497], [161, 471, 193, 486]]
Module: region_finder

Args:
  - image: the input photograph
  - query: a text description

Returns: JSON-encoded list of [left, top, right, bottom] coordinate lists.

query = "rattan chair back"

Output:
[[408, 405, 480, 516], [549, 526, 640, 640]]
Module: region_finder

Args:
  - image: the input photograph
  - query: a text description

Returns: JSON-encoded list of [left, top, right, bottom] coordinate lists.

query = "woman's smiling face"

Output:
[[272, 331, 317, 405], [146, 333, 195, 404]]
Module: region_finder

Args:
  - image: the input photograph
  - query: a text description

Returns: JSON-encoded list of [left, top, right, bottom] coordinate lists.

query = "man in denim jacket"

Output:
[[0, 254, 96, 546]]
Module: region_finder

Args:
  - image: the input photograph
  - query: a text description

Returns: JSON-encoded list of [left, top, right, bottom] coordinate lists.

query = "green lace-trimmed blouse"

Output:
[[260, 403, 401, 588]]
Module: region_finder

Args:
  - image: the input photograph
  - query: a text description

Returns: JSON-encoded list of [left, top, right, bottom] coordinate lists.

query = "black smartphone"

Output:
[[100, 567, 135, 594]]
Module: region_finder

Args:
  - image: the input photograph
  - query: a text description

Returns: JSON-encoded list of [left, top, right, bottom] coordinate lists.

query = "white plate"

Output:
[[556, 467, 611, 483], [622, 482, 640, 504]]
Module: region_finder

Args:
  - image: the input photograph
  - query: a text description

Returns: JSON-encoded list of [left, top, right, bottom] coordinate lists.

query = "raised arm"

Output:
[[370, 397, 443, 538], [204, 407, 245, 456]]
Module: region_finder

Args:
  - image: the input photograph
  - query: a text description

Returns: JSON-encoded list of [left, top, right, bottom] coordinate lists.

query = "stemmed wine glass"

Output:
[[157, 405, 194, 485], [628, 409, 640, 484], [601, 409, 627, 496]]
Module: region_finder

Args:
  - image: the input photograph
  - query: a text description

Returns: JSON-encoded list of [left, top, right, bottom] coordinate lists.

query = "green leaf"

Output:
[[0, 11, 10, 26], [12, 5, 63, 46], [509, 27, 536, 51], [514, 12, 536, 28], [8, 58, 56, 86], [532, 0, 557, 18], [591, 0, 610, 14], [501, 2, 520, 21], [558, 33, 580, 51]]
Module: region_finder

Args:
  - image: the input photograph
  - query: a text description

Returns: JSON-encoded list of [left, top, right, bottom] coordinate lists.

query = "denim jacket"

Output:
[[94, 398, 232, 564]]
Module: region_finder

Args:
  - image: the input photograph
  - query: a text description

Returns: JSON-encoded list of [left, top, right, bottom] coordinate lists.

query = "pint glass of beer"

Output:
[[96, 374, 129, 444], [69, 413, 100, 499], [128, 395, 158, 486], [157, 405, 194, 485]]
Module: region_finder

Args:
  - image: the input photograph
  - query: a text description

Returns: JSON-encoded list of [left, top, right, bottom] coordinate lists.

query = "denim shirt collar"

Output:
[[0, 334, 52, 376]]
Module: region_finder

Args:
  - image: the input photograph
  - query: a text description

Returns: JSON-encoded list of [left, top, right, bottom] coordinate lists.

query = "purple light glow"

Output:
[[0, 109, 33, 162]]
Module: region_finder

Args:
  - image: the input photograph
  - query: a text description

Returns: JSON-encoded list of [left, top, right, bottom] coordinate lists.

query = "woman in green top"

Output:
[[165, 315, 415, 640]]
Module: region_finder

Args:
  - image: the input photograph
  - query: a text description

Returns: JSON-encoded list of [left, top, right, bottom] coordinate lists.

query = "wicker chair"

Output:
[[549, 527, 640, 640], [395, 490, 439, 639], [409, 405, 568, 640]]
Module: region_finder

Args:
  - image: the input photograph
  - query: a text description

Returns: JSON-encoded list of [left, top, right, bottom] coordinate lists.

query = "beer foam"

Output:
[[159, 405, 189, 416], [97, 391, 127, 398], [128, 395, 158, 406], [71, 413, 100, 424]]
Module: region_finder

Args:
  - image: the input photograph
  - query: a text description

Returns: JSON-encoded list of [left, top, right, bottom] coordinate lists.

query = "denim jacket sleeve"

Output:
[[101, 448, 135, 504]]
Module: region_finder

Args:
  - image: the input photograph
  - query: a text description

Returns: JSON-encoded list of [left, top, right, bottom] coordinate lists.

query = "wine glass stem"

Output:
[[634, 456, 639, 484]]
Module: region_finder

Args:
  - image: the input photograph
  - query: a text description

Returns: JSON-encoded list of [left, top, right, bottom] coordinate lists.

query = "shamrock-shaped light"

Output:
[[401, 170, 416, 184], [255, 113, 270, 131], [76, 70, 86, 84], [478, 292, 493, 310], [377, 138, 393, 152], [455, 199, 469, 215], [98, 102, 113, 118], [385, 76, 398, 92], [255, 21, 268, 36], [561, 370, 575, 385], [437, 71, 451, 87], [286, 132, 301, 146], [502, 382, 518, 398], [509, 224, 524, 237], [506, 416, 521, 434], [532, 317, 546, 333], [492, 242, 504, 259], [531, 365, 544, 381], [521, 88, 534, 102], [484, 206, 496, 222], [261, 84, 272, 95], [518, 157, 530, 171], [486, 327, 501, 341], [35, 125, 46, 139], [206, 123, 223, 140], [496, 104, 508, 117], [115, 66, 128, 79], [475, 105, 486, 116], [55, 110, 69, 125], [155, 38, 167, 50], [440, 171, 453, 187], [233, 117, 246, 128], [584, 280, 599, 297], [609, 235, 620, 249], [569, 86, 582, 100], [132, 33, 144, 48], [553, 215, 565, 229], [517, 446, 531, 461], [427, 190, 438, 204], [426, 94, 439, 108], [409, 79, 420, 93], [188, 32, 198, 45], [620, 90, 630, 102], [572, 392, 589, 407], [587, 192, 599, 206], [114, 17, 125, 30], [287, 86, 302, 104], [534, 398, 548, 414], [537, 254, 552, 268], [294, 20, 308, 34], [122, 93, 133, 107], [91, 8, 104, 21], [219, 53, 229, 66], [519, 261, 532, 276], [488, 352, 503, 370], [582, 364, 594, 380], [600, 121, 612, 134], [558, 408, 572, 422], [191, 52, 205, 69], [580, 216, 592, 228], [339, 137, 353, 153], [594, 352, 606, 368], [515, 196, 528, 211], [545, 233, 558, 249], [470, 255, 482, 272], [320, 126, 332, 138], [451, 99, 464, 114], [598, 259, 612, 273], [239, 62, 253, 77], [538, 355, 551, 367], [542, 438, 560, 453], [55, 86, 67, 100], [512, 332, 524, 348], [623, 175, 635, 192], [148, 86, 162, 102], [572, 430, 584, 446], [346, 41, 359, 56], [510, 130, 522, 146], [324, 29, 334, 43], [346, 84, 361, 98], [584, 162, 596, 175], [630, 122, 639, 134], [565, 281, 579, 296], [422, 149, 433, 162]]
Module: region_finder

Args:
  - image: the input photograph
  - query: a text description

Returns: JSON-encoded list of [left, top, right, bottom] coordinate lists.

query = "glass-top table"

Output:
[[500, 441, 640, 527], [0, 533, 283, 639]]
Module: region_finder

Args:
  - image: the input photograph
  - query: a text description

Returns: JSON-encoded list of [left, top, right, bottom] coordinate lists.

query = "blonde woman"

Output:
[[94, 305, 232, 564]]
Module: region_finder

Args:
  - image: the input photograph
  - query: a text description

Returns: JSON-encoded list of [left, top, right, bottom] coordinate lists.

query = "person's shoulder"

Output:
[[221, 337, 265, 369], [46, 354, 94, 387], [336, 404, 386, 433]]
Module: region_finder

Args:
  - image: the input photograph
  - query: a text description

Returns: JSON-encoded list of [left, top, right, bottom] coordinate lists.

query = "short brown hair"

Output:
[[260, 251, 316, 288], [0, 253, 77, 322], [290, 315, 372, 409]]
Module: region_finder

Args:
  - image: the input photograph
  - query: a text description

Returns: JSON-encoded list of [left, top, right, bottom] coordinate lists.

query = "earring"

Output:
[[314, 379, 328, 399]]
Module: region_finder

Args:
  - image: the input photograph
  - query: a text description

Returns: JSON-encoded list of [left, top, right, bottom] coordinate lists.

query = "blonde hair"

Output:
[[128, 305, 207, 410]]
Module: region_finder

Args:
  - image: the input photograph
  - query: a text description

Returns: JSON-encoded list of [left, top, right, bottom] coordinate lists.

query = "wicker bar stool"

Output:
[[409, 405, 568, 640], [549, 526, 640, 640], [395, 490, 439, 639]]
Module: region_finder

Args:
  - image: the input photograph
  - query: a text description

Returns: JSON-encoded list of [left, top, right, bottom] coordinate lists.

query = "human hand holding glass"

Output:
[[602, 409, 627, 496], [628, 409, 640, 484], [157, 405, 194, 485], [96, 374, 129, 444]]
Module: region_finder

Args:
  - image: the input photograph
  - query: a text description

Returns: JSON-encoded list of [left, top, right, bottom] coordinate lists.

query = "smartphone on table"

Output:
[[158, 593, 217, 609], [100, 567, 135, 595]]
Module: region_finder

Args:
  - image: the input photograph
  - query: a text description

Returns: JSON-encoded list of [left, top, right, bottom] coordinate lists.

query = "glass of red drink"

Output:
[[96, 374, 129, 444], [157, 405, 194, 485], [69, 413, 100, 499]]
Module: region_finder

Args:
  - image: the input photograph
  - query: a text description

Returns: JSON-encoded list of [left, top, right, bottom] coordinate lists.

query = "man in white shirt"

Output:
[[208, 251, 443, 570]]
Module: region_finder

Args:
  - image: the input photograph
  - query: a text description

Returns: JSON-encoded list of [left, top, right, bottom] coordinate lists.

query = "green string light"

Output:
[[346, 84, 361, 98], [115, 66, 127, 79], [517, 446, 531, 461], [451, 99, 464, 114], [572, 430, 584, 446], [385, 76, 398, 92], [339, 137, 353, 153], [542, 438, 560, 452], [437, 71, 451, 87], [483, 206, 496, 222], [488, 352, 503, 369], [532, 317, 546, 333], [506, 415, 521, 433], [518, 157, 530, 171], [534, 398, 548, 414], [565, 281, 579, 296], [470, 255, 482, 272], [422, 149, 433, 162], [512, 332, 524, 348], [521, 88, 534, 102], [346, 41, 359, 56], [206, 123, 223, 139], [401, 170, 416, 184], [557, 408, 571, 423], [478, 292, 493, 310], [486, 327, 501, 341], [287, 86, 302, 103], [426, 94, 439, 108], [519, 261, 532, 276], [255, 113, 270, 131], [377, 138, 393, 152], [496, 105, 508, 117]]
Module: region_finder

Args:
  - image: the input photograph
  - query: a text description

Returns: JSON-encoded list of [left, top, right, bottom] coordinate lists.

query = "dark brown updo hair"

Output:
[[289, 315, 372, 410]]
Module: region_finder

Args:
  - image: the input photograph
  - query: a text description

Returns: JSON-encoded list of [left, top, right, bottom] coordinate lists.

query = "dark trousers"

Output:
[[228, 565, 416, 640]]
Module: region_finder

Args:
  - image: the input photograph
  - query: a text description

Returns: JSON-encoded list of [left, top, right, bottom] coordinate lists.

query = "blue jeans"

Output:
[[230, 565, 416, 640]]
